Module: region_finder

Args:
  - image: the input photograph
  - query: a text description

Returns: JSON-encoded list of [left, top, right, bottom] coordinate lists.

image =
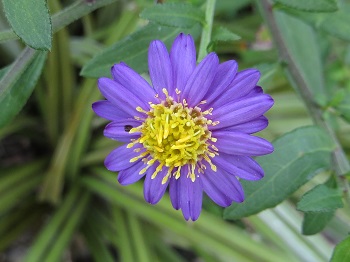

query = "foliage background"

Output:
[[1, 0, 350, 261]]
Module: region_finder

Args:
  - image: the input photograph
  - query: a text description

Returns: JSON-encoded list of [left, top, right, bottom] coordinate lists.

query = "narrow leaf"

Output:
[[0, 49, 47, 128], [81, 23, 200, 78], [297, 184, 343, 212], [337, 90, 350, 123], [224, 126, 335, 220], [24, 187, 89, 262], [140, 3, 205, 28], [331, 236, 350, 262], [2, 0, 52, 50], [281, 4, 350, 42], [212, 26, 241, 42], [273, 0, 338, 12], [275, 11, 326, 96], [302, 211, 335, 235]]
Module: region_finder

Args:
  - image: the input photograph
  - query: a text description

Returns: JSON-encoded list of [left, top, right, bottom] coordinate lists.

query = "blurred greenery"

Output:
[[1, 0, 350, 261]]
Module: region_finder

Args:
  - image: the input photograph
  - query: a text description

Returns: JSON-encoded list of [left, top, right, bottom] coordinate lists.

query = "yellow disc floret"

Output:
[[127, 89, 218, 184]]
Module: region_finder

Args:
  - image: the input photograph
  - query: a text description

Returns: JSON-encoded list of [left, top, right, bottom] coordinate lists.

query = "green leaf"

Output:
[[273, 0, 338, 12], [297, 184, 343, 212], [281, 4, 350, 42], [81, 210, 116, 262], [24, 187, 90, 262], [302, 211, 335, 235], [212, 26, 241, 42], [0, 49, 47, 128], [82, 170, 290, 262], [275, 11, 326, 96], [81, 23, 200, 78], [337, 90, 350, 122], [2, 0, 52, 50], [224, 126, 336, 220], [331, 235, 350, 262], [329, 89, 346, 107], [140, 3, 205, 28]]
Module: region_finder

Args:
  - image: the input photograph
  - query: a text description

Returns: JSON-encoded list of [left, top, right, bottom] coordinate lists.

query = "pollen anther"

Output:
[[129, 90, 218, 182]]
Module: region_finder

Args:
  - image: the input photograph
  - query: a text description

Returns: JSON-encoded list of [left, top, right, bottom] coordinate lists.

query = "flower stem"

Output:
[[257, 0, 350, 206], [197, 0, 216, 62]]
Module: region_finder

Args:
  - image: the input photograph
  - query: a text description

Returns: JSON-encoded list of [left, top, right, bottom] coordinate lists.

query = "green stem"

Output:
[[197, 0, 216, 62], [258, 0, 350, 207]]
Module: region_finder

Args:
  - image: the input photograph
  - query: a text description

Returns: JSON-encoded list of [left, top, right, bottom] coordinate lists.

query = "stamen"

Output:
[[130, 90, 218, 181], [130, 151, 148, 163], [161, 167, 173, 184], [151, 164, 163, 179], [175, 166, 182, 179], [136, 106, 147, 114]]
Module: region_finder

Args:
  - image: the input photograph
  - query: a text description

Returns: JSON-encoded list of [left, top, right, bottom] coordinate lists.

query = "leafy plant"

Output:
[[1, 0, 350, 261]]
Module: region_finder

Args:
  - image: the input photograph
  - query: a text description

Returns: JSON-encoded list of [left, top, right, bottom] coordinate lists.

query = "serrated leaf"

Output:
[[302, 211, 335, 235], [275, 11, 326, 95], [212, 26, 241, 42], [81, 23, 200, 78], [273, 0, 338, 12], [140, 3, 205, 28], [2, 0, 52, 50], [297, 184, 343, 212], [0, 49, 47, 128], [223, 126, 335, 220], [331, 235, 350, 262]]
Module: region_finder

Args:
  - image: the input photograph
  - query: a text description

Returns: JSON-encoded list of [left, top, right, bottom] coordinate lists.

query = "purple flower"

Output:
[[92, 33, 274, 221]]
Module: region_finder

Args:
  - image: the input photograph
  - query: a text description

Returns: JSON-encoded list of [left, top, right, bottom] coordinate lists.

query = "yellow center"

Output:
[[127, 89, 218, 184]]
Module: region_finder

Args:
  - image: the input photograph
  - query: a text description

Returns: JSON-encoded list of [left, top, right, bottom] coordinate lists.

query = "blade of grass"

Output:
[[0, 201, 44, 251], [126, 211, 153, 262], [66, 82, 101, 178], [81, 205, 117, 262], [112, 208, 135, 262], [39, 79, 98, 204], [43, 191, 90, 262], [25, 186, 82, 262], [0, 159, 46, 193], [82, 170, 294, 262], [0, 176, 42, 214]]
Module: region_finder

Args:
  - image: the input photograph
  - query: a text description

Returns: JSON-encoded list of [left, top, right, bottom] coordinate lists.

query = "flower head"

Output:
[[92, 33, 274, 221]]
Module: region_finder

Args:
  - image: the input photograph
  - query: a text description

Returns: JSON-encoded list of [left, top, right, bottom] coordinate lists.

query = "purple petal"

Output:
[[143, 164, 169, 204], [148, 40, 173, 98], [92, 100, 129, 121], [104, 144, 145, 171], [212, 153, 264, 180], [202, 167, 244, 206], [169, 173, 181, 210], [169, 168, 203, 221], [104, 120, 141, 142], [218, 116, 268, 134], [213, 131, 274, 156], [204, 60, 238, 105], [111, 63, 157, 103], [182, 52, 219, 107], [170, 33, 196, 95], [98, 77, 148, 117], [209, 69, 260, 108], [209, 94, 274, 130], [118, 161, 146, 185], [246, 86, 264, 97]]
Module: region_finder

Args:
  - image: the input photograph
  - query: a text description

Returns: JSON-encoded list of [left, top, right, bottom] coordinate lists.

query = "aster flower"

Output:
[[92, 33, 274, 221]]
